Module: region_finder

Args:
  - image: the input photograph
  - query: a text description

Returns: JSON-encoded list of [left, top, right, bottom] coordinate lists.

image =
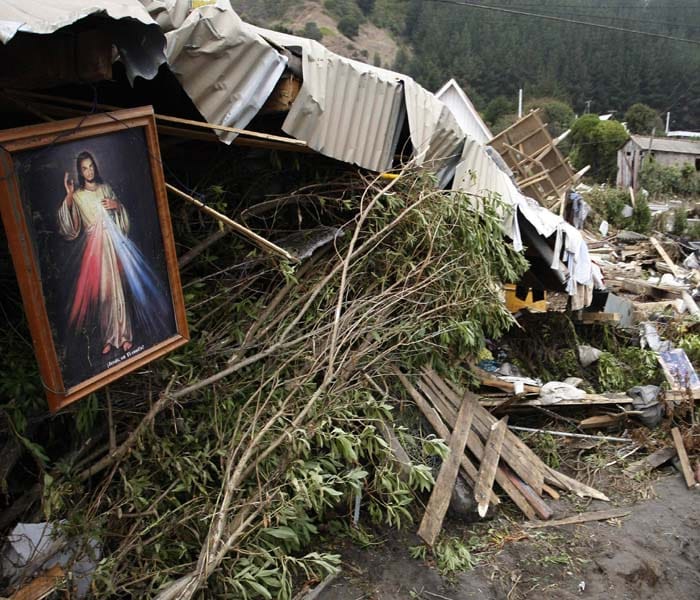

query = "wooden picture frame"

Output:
[[0, 107, 188, 412]]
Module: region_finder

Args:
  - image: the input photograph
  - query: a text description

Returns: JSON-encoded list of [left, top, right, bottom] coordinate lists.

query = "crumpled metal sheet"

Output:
[[453, 136, 519, 234], [144, 1, 287, 142], [253, 27, 466, 173], [403, 78, 464, 168], [0, 0, 166, 83], [254, 27, 406, 172]]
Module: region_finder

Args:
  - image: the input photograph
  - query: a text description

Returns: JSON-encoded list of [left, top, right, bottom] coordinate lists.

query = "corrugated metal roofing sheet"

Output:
[[254, 27, 406, 171], [144, 1, 287, 143], [630, 134, 700, 155], [253, 27, 467, 172], [403, 78, 464, 168], [0, 0, 166, 82]]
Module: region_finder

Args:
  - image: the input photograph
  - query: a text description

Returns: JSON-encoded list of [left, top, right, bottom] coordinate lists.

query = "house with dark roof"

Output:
[[617, 134, 700, 189]]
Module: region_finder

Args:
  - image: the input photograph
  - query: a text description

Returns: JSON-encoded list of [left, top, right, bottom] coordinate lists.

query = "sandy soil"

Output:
[[317, 473, 699, 599]]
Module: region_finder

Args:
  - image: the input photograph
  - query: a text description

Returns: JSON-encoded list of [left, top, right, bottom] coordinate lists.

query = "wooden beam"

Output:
[[625, 446, 676, 477], [474, 417, 508, 517], [165, 183, 298, 262], [417, 397, 475, 546], [4, 89, 307, 147], [649, 236, 683, 279], [671, 427, 698, 489], [503, 466, 552, 520]]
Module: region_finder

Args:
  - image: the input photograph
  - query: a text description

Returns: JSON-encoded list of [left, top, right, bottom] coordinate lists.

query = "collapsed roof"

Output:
[[0, 0, 598, 306]]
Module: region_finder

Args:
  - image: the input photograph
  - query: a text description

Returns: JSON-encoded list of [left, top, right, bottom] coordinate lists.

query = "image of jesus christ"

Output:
[[58, 151, 171, 358]]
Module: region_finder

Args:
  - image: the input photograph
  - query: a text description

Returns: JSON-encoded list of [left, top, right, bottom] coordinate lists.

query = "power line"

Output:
[[421, 0, 700, 45], [471, 7, 700, 33]]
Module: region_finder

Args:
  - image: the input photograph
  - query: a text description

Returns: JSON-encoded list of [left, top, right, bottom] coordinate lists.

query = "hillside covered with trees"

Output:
[[234, 0, 700, 131]]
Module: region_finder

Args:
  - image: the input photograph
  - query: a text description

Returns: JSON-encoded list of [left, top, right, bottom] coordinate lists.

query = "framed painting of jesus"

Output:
[[0, 107, 188, 412]]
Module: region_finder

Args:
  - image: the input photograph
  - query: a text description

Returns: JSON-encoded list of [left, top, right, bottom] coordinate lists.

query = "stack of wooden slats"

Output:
[[393, 367, 609, 545]]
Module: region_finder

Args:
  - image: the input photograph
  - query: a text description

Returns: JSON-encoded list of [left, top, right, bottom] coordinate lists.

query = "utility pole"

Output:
[[518, 88, 523, 118], [584, 100, 592, 114], [665, 112, 670, 134]]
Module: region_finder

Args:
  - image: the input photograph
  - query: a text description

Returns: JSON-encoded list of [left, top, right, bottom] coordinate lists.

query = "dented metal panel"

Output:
[[254, 27, 466, 173], [0, 0, 166, 83], [145, 1, 287, 143], [254, 27, 406, 172], [403, 78, 464, 169]]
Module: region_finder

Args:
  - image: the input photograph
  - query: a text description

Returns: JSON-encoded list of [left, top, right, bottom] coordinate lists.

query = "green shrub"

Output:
[[584, 187, 650, 233], [570, 116, 628, 183], [624, 103, 661, 135], [640, 160, 700, 197], [524, 97, 575, 137], [302, 21, 323, 41], [338, 15, 361, 37], [672, 209, 688, 235]]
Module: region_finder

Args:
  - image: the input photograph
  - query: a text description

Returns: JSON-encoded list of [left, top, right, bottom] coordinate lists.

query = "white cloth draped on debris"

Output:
[[453, 137, 602, 308]]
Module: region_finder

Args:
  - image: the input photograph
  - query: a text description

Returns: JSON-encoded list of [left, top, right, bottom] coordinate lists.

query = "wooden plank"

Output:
[[579, 414, 626, 430], [649, 236, 683, 279], [542, 465, 610, 501], [474, 417, 508, 517], [625, 446, 677, 476], [503, 466, 553, 520], [479, 394, 632, 408], [9, 565, 65, 600], [425, 382, 536, 520], [393, 369, 499, 506], [522, 508, 631, 529], [541, 483, 560, 500], [577, 312, 621, 324], [421, 369, 546, 495], [417, 398, 475, 546], [671, 427, 698, 489]]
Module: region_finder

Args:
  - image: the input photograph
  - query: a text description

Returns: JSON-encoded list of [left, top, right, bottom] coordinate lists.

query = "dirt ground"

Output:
[[316, 472, 699, 600]]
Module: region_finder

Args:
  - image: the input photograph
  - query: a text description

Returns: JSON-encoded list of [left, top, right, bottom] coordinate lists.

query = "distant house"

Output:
[[617, 134, 700, 189]]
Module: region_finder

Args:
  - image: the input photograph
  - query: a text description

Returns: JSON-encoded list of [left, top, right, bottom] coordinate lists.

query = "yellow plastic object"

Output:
[[504, 284, 547, 313]]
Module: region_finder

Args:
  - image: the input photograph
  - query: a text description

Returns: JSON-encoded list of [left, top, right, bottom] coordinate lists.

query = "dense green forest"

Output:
[[235, 0, 700, 131]]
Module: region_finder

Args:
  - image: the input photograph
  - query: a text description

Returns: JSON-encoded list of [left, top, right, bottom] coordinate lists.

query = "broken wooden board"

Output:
[[671, 428, 698, 489], [479, 393, 633, 408], [417, 374, 535, 519], [576, 312, 621, 324], [474, 417, 508, 517], [649, 236, 684, 279], [624, 446, 677, 477], [522, 508, 631, 529], [542, 466, 610, 501], [503, 466, 553, 520], [418, 397, 475, 546], [9, 564, 65, 600], [665, 389, 700, 402], [579, 414, 627, 430], [393, 369, 500, 507], [420, 370, 546, 496]]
